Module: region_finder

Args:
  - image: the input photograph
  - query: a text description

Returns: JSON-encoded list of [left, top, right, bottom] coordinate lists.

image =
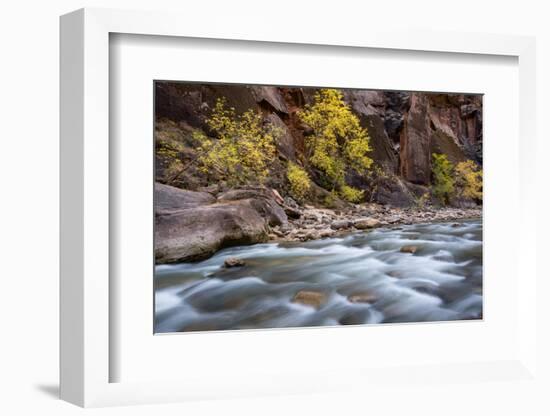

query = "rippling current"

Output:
[[155, 219, 482, 333]]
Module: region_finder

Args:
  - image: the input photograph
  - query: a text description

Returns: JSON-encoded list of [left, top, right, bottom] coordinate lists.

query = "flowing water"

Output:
[[155, 219, 482, 333]]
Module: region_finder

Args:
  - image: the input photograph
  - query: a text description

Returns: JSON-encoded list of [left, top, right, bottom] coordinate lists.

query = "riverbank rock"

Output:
[[155, 182, 216, 210], [155, 183, 288, 263], [353, 218, 381, 229], [156, 201, 269, 263], [331, 220, 352, 230], [283, 205, 302, 219], [292, 290, 328, 309], [217, 187, 288, 227]]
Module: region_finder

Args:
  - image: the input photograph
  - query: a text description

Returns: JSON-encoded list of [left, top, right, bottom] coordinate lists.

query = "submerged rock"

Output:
[[292, 290, 328, 309], [339, 309, 372, 325], [348, 292, 378, 303], [224, 257, 246, 268], [400, 245, 418, 254]]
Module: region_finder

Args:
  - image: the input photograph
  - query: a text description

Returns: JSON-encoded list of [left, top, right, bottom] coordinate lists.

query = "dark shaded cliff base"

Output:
[[155, 183, 480, 264]]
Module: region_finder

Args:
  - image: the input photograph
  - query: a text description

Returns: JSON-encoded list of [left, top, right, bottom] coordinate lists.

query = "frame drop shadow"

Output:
[[34, 384, 59, 399]]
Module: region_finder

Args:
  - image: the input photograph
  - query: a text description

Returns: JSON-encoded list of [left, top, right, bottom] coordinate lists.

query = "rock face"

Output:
[[250, 86, 289, 114], [345, 90, 398, 173], [155, 183, 288, 263], [362, 114, 398, 173], [428, 94, 479, 164], [398, 93, 482, 186], [400, 93, 432, 185], [265, 113, 296, 161], [384, 92, 411, 143], [155, 83, 259, 129]]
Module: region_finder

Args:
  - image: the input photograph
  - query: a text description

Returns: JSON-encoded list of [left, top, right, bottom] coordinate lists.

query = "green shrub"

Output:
[[287, 162, 311, 202], [432, 153, 455, 204]]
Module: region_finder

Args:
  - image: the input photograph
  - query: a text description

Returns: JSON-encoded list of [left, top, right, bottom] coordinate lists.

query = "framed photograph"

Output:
[[153, 81, 484, 334], [60, 8, 541, 409]]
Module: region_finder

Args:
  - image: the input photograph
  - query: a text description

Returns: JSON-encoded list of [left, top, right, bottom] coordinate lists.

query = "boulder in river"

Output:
[[292, 290, 328, 309], [224, 257, 246, 268], [348, 292, 378, 303], [400, 245, 418, 254]]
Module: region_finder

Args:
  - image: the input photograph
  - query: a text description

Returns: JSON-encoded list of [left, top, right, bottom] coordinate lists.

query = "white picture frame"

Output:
[[60, 7, 541, 408]]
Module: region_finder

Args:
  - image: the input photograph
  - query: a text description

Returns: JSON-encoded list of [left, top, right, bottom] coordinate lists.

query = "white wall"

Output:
[[1, 0, 548, 414]]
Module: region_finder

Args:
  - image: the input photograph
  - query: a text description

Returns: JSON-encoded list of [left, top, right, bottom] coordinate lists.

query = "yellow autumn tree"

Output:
[[193, 98, 279, 185], [455, 160, 483, 201], [298, 89, 372, 202], [286, 162, 311, 202]]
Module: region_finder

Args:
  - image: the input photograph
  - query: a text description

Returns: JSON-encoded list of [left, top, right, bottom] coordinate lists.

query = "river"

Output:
[[155, 219, 482, 333]]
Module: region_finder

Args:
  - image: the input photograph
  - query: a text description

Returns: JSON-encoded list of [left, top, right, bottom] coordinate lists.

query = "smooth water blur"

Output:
[[155, 219, 482, 333]]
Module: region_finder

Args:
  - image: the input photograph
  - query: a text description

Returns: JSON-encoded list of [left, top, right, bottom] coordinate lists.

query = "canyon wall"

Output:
[[155, 82, 482, 207]]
